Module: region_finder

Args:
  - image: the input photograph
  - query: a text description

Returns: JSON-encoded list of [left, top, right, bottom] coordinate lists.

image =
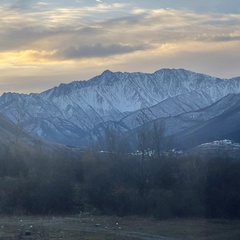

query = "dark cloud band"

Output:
[[60, 43, 147, 59]]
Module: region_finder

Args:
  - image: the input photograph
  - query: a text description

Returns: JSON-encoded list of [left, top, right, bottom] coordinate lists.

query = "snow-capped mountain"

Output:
[[0, 68, 240, 148]]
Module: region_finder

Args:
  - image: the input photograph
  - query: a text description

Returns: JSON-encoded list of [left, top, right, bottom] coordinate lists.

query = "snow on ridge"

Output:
[[200, 139, 240, 147], [44, 69, 240, 112], [1, 68, 240, 145]]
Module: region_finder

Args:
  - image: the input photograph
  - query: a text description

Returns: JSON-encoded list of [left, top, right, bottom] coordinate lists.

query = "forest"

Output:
[[0, 138, 240, 219]]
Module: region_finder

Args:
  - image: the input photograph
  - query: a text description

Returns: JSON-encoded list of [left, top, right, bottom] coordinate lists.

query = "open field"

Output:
[[0, 215, 239, 240]]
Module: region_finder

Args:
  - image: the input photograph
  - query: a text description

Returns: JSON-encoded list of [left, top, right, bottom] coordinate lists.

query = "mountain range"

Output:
[[0, 68, 240, 150]]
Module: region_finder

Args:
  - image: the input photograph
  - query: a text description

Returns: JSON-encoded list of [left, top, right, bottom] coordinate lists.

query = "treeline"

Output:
[[0, 146, 240, 219]]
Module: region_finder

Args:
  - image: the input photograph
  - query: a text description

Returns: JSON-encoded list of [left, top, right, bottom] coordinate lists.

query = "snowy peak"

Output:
[[0, 68, 240, 147], [97, 69, 121, 85], [40, 68, 239, 103], [101, 69, 114, 77]]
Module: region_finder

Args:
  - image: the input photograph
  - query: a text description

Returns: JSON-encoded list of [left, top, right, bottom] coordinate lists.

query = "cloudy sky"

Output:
[[1, 0, 240, 94]]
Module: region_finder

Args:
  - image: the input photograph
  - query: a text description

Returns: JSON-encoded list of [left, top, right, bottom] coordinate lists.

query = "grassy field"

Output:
[[0, 215, 239, 240]]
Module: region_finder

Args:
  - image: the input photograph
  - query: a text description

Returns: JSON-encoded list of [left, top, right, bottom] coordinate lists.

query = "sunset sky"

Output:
[[1, 0, 240, 94]]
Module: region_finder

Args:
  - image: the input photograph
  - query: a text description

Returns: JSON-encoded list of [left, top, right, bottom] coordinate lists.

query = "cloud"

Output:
[[37, 2, 52, 6], [0, 2, 240, 94], [1, 6, 239, 56], [59, 43, 147, 59], [6, 0, 34, 10], [208, 35, 240, 42], [132, 0, 240, 14]]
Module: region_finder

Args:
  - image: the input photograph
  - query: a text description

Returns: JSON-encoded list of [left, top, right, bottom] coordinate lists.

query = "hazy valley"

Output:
[[0, 69, 240, 240]]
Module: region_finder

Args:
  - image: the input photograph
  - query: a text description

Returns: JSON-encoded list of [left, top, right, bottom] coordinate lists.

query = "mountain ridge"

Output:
[[0, 68, 240, 148]]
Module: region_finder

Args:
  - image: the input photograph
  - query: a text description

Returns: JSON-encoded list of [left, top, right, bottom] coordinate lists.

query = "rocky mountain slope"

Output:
[[0, 68, 240, 148], [0, 113, 80, 160]]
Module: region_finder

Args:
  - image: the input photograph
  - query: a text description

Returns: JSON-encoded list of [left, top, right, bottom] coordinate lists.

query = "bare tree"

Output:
[[105, 126, 118, 154], [135, 111, 151, 197], [151, 120, 165, 159]]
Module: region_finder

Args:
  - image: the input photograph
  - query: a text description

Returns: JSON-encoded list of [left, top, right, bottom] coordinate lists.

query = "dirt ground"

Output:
[[0, 214, 239, 240]]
